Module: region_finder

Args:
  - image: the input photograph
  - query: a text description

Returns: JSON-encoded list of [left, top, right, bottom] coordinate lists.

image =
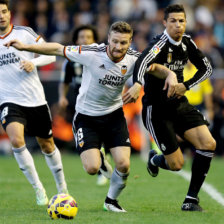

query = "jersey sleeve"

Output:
[[23, 28, 56, 65], [63, 44, 96, 66], [133, 40, 166, 85], [22, 26, 43, 44], [183, 38, 213, 90]]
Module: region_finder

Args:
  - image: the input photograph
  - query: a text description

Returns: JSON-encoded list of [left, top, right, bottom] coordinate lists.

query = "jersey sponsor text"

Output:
[[0, 53, 20, 67], [99, 74, 125, 86]]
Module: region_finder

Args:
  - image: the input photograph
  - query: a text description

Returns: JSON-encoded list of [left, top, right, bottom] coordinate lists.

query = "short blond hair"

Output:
[[109, 21, 133, 38]]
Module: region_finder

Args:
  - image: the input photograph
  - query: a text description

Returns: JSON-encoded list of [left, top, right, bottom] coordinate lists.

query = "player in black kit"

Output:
[[123, 4, 216, 211]]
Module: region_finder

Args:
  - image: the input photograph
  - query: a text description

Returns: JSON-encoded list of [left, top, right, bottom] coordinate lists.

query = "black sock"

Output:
[[152, 154, 170, 170], [105, 196, 116, 203], [186, 149, 214, 200]]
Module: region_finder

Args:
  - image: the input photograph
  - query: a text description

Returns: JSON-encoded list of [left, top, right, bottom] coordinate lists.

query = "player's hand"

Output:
[[58, 96, 69, 109], [4, 39, 25, 50], [122, 82, 142, 104], [163, 71, 178, 98], [174, 83, 187, 99], [20, 61, 35, 73]]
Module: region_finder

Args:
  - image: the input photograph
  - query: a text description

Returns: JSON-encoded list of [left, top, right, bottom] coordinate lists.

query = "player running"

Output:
[[58, 25, 110, 186], [0, 0, 68, 205], [124, 4, 215, 211]]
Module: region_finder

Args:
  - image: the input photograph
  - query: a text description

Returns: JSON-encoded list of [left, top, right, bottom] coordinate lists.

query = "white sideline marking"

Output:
[[176, 170, 224, 206]]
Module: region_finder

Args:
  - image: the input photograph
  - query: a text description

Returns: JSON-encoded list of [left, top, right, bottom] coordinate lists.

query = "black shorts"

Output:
[[0, 103, 53, 139], [73, 108, 130, 154], [142, 97, 209, 155]]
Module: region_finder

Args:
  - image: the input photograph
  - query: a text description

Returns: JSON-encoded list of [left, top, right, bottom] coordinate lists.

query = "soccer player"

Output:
[[0, 0, 68, 205], [58, 25, 109, 186], [124, 4, 216, 211], [5, 21, 178, 212]]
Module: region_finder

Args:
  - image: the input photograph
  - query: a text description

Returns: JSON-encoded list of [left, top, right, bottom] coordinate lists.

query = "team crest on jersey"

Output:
[[152, 45, 160, 55], [121, 65, 127, 75], [167, 53, 172, 63]]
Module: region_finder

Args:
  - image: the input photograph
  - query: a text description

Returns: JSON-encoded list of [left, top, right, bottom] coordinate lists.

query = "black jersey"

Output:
[[133, 30, 212, 106], [61, 59, 83, 98]]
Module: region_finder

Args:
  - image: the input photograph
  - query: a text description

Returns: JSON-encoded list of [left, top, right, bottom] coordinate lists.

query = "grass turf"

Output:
[[0, 153, 223, 224]]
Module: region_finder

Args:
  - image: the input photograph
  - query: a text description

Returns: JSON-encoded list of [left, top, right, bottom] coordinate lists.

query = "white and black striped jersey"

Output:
[[0, 25, 47, 107], [133, 29, 213, 105], [64, 43, 140, 116]]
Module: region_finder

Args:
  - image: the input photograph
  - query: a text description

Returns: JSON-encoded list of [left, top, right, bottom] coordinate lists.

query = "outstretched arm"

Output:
[[4, 39, 64, 57]]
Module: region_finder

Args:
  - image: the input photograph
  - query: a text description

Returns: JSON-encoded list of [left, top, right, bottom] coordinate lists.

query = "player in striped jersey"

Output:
[[5, 21, 178, 212], [0, 0, 68, 205], [124, 4, 216, 211], [58, 25, 111, 186]]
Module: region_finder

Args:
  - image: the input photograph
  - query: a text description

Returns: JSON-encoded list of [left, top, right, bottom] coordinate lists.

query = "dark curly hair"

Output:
[[72, 25, 98, 44]]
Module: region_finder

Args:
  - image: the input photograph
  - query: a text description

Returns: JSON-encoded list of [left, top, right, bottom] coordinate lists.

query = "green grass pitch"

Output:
[[0, 153, 223, 224]]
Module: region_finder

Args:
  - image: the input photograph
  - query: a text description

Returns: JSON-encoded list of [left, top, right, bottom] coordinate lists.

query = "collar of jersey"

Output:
[[0, 24, 13, 39], [164, 29, 182, 46]]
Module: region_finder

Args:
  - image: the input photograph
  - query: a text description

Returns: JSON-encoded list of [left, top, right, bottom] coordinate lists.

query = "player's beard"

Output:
[[0, 20, 10, 32], [108, 45, 126, 62], [0, 24, 8, 32], [0, 26, 6, 31]]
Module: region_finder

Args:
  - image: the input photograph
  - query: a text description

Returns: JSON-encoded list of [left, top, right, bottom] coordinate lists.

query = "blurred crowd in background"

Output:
[[1, 0, 224, 157]]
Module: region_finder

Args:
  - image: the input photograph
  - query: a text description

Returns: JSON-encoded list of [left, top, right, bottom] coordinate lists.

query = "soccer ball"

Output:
[[47, 193, 78, 220]]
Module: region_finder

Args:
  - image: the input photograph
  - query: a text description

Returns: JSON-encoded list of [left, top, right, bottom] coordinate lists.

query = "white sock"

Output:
[[107, 168, 129, 200], [12, 145, 43, 189], [43, 146, 67, 192]]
